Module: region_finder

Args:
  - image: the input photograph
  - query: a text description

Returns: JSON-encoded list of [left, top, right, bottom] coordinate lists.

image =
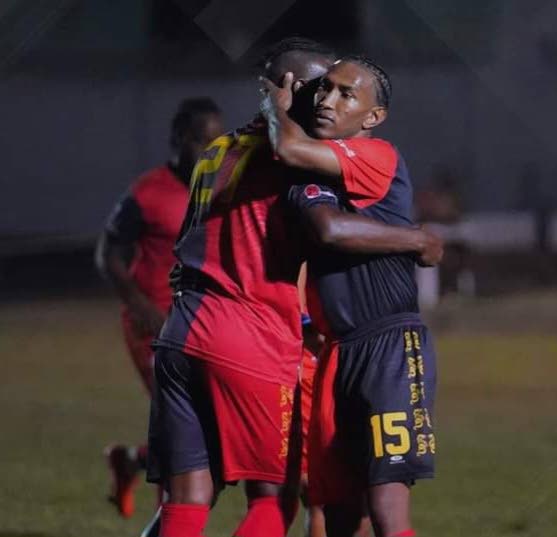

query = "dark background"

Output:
[[1, 0, 556, 294]]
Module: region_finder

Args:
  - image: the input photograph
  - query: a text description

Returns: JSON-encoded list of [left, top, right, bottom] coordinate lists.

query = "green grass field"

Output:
[[2, 295, 557, 537]]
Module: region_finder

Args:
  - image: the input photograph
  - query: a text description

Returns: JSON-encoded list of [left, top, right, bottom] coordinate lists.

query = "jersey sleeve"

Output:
[[322, 138, 398, 203], [288, 183, 340, 211], [104, 192, 146, 243]]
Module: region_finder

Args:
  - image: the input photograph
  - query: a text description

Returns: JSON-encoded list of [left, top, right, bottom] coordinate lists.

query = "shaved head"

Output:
[[260, 37, 335, 84], [266, 50, 333, 85], [259, 37, 335, 130]]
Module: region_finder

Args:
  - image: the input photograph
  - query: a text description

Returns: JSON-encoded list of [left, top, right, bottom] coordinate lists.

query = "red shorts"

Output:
[[307, 342, 356, 505], [300, 347, 318, 477], [207, 360, 297, 482], [147, 348, 299, 485], [121, 311, 155, 394]]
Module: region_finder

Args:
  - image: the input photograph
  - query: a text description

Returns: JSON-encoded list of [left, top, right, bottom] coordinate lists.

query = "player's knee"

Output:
[[244, 480, 281, 499], [167, 469, 214, 505], [240, 481, 299, 534], [367, 482, 411, 534]]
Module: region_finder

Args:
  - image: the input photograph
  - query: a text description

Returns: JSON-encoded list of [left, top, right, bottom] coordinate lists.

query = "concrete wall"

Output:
[[1, 68, 555, 246]]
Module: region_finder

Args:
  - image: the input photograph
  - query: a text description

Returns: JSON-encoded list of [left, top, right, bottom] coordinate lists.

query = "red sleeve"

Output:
[[322, 138, 398, 204]]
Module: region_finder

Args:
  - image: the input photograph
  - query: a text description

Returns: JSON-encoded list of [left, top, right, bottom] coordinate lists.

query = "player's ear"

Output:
[[362, 107, 387, 130]]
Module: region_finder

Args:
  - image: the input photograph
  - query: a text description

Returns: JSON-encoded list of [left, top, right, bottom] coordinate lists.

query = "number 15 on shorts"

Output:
[[370, 412, 411, 458]]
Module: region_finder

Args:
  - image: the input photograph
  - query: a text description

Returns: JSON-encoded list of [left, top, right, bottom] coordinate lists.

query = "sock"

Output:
[[390, 530, 416, 537], [233, 496, 289, 537], [160, 503, 209, 537]]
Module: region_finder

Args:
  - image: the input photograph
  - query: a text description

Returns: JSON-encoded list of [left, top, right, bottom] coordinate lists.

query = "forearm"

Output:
[[306, 207, 425, 255], [326, 219, 424, 254], [263, 99, 341, 177], [96, 235, 149, 306]]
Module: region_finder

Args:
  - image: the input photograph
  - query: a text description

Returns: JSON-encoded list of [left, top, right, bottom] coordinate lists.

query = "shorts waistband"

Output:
[[337, 312, 423, 344]]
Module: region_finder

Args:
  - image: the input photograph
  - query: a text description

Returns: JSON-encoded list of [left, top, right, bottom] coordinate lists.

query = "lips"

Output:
[[314, 110, 334, 124]]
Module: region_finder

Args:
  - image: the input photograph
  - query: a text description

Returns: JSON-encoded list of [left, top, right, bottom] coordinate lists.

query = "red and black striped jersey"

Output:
[[105, 165, 189, 312], [157, 122, 307, 386]]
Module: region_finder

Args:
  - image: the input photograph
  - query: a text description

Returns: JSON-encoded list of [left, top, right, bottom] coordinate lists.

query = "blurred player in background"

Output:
[[148, 38, 442, 537], [95, 97, 223, 518], [263, 56, 440, 537]]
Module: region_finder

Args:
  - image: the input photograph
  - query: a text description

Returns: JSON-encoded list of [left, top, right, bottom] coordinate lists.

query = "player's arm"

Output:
[[304, 204, 442, 266], [289, 185, 443, 266], [95, 194, 165, 334], [260, 73, 341, 177]]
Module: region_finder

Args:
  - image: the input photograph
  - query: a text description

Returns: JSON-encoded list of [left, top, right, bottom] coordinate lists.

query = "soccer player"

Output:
[[96, 98, 223, 518], [262, 56, 438, 537], [299, 265, 372, 537], [147, 39, 442, 537]]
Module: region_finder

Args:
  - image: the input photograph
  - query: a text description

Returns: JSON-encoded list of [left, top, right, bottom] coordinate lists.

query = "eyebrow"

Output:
[[338, 84, 356, 92], [321, 76, 359, 92]]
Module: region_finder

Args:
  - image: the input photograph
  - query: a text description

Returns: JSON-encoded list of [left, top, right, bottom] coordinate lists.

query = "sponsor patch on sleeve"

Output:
[[304, 184, 322, 199], [303, 184, 338, 202]]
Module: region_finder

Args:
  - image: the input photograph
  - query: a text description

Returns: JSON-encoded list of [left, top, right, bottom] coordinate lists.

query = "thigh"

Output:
[[340, 325, 437, 487], [202, 362, 295, 484], [147, 348, 218, 484]]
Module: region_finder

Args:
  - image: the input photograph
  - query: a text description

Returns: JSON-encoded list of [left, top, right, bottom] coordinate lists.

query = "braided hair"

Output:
[[340, 54, 392, 108]]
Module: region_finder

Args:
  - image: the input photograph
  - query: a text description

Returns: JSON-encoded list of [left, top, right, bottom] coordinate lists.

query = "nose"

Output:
[[316, 88, 337, 109]]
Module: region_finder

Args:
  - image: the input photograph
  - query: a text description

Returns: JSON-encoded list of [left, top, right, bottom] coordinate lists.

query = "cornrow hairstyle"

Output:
[[258, 36, 335, 77], [340, 54, 392, 108], [170, 97, 221, 148]]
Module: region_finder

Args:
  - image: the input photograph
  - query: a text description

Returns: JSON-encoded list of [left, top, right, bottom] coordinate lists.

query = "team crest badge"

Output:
[[304, 184, 321, 199]]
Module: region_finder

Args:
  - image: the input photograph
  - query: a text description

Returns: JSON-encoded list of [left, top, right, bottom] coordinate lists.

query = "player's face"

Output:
[[288, 57, 333, 131], [182, 112, 224, 162], [198, 113, 225, 153], [311, 61, 385, 139]]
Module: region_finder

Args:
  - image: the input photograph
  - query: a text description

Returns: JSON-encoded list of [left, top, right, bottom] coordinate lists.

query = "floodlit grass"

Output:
[[1, 297, 556, 537]]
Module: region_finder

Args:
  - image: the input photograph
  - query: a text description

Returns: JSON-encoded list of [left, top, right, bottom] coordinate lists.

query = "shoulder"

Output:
[[344, 137, 396, 159], [324, 137, 397, 167]]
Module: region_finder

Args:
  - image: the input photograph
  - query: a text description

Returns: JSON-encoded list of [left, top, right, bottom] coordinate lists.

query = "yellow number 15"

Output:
[[370, 412, 411, 458]]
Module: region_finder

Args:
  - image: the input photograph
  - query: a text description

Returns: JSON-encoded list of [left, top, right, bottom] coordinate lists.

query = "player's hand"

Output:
[[259, 72, 294, 114], [303, 323, 325, 357], [128, 294, 165, 336], [416, 226, 444, 267]]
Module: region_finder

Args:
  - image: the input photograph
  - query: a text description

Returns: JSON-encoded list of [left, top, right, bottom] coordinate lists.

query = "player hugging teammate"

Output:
[[144, 38, 442, 537], [262, 52, 440, 537]]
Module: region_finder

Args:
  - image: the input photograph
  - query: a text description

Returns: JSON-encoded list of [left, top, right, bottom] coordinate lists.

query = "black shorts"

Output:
[[146, 348, 220, 485], [308, 313, 436, 505]]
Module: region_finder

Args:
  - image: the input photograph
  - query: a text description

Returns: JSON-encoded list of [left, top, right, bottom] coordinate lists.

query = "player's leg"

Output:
[[233, 480, 292, 537], [197, 362, 298, 537], [367, 483, 411, 537], [105, 317, 155, 517], [300, 475, 327, 537], [360, 323, 436, 537], [298, 347, 328, 537], [147, 348, 218, 537]]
